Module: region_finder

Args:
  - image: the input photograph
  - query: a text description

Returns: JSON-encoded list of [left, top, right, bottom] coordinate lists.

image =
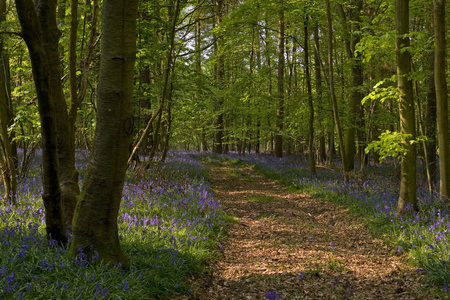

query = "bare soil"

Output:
[[181, 161, 433, 299]]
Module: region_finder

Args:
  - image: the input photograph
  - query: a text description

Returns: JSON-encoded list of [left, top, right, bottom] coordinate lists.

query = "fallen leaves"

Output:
[[179, 162, 432, 299]]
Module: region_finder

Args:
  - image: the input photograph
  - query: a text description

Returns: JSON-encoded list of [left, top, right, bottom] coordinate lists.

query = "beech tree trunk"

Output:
[[396, 0, 417, 213], [15, 0, 67, 244], [338, 1, 363, 171], [313, 23, 326, 164], [213, 0, 224, 154], [37, 0, 80, 229], [275, 1, 285, 158], [0, 0, 16, 204], [326, 0, 348, 182], [426, 50, 436, 189], [434, 0, 450, 200], [304, 14, 315, 174], [70, 0, 139, 267]]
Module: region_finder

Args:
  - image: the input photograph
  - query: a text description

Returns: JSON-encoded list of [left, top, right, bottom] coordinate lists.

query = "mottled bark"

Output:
[[70, 0, 139, 268]]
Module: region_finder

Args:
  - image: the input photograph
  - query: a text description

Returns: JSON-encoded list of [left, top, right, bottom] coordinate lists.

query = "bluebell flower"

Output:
[[265, 290, 281, 299]]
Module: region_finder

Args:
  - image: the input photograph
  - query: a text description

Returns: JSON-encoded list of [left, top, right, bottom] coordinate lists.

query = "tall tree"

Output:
[[304, 12, 315, 174], [16, 0, 79, 229], [0, 0, 16, 204], [70, 0, 139, 267], [39, 0, 79, 228], [213, 0, 225, 154], [434, 0, 449, 199], [326, 0, 348, 182], [396, 0, 417, 213], [15, 0, 67, 244], [337, 0, 363, 171], [275, 0, 284, 158]]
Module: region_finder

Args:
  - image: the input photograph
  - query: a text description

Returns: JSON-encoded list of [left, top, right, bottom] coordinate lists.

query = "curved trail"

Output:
[[185, 160, 430, 299]]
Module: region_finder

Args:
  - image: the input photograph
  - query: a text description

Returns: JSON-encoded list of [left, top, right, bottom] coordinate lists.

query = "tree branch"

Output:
[[0, 31, 23, 38]]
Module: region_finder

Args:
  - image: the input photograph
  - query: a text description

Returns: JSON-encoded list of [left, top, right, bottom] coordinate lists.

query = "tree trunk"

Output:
[[0, 0, 16, 204], [313, 23, 326, 164], [326, 0, 348, 182], [426, 50, 437, 189], [433, 0, 450, 199], [304, 14, 315, 174], [338, 1, 363, 171], [37, 0, 80, 229], [75, 0, 99, 109], [275, 1, 284, 158], [213, 0, 224, 154], [147, 0, 180, 166], [396, 0, 417, 213], [15, 0, 67, 245], [71, 0, 139, 267]]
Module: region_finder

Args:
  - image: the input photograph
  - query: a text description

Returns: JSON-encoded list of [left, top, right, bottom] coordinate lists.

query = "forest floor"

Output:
[[181, 159, 434, 299]]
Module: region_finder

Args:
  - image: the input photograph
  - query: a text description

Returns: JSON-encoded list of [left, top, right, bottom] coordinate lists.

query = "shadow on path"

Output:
[[182, 161, 431, 299]]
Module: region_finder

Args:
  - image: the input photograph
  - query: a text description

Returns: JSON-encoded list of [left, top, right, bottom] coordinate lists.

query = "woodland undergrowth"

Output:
[[0, 150, 224, 299]]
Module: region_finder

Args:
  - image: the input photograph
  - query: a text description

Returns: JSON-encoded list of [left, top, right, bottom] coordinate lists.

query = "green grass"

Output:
[[0, 153, 225, 299]]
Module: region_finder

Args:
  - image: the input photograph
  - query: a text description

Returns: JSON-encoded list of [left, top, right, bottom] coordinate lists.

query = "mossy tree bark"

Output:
[[70, 0, 139, 268], [395, 0, 417, 213]]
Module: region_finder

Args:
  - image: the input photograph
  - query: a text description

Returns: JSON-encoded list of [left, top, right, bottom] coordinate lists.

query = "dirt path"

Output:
[[185, 161, 431, 299]]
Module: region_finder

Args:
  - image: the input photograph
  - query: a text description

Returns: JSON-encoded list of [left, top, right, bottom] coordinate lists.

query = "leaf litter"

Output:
[[179, 161, 433, 299]]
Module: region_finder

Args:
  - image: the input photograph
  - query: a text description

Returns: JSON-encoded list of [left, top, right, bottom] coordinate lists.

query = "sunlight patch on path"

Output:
[[183, 163, 430, 300]]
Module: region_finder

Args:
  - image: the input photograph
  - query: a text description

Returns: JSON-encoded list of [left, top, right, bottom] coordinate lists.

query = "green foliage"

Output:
[[361, 78, 398, 105], [365, 130, 427, 163]]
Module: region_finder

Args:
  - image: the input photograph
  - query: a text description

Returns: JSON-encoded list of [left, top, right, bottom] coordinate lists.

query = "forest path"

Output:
[[185, 159, 429, 299]]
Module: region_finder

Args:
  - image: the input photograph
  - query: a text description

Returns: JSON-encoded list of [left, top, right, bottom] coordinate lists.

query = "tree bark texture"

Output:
[[396, 0, 417, 213], [71, 0, 139, 268], [37, 0, 79, 228], [15, 0, 67, 244], [434, 0, 450, 200]]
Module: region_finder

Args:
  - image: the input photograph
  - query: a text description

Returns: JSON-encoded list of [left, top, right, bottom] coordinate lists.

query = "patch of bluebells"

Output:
[[0, 150, 224, 298], [265, 290, 282, 299], [211, 152, 450, 290]]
